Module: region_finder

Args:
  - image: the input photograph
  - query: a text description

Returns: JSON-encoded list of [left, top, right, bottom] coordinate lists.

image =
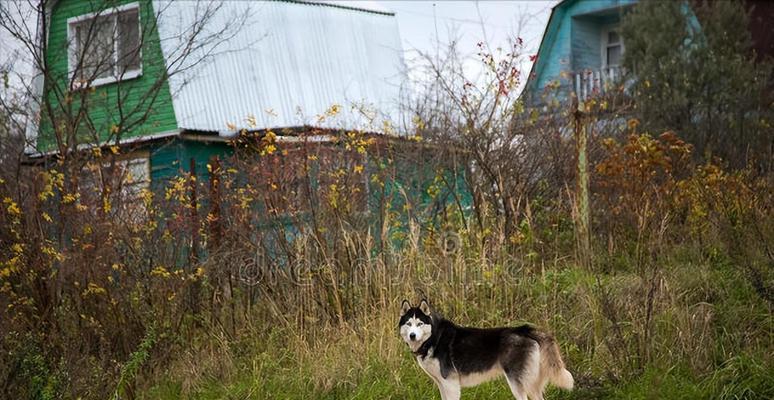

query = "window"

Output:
[[80, 153, 151, 220], [117, 156, 151, 200], [68, 3, 141, 87], [603, 29, 623, 67]]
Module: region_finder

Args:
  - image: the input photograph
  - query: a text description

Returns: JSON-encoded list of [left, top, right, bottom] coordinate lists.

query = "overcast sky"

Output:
[[387, 0, 555, 84]]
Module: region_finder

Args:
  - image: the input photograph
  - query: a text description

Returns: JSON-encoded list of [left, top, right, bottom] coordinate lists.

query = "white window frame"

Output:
[[80, 151, 151, 220], [118, 155, 151, 200], [67, 2, 142, 88], [600, 25, 624, 68]]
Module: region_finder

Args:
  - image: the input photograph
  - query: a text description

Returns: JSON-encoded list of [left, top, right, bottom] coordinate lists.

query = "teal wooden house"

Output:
[[523, 0, 772, 107], [523, 0, 638, 107]]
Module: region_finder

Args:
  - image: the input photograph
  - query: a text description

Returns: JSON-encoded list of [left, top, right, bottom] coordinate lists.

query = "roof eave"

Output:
[[521, 0, 574, 100], [286, 1, 394, 16]]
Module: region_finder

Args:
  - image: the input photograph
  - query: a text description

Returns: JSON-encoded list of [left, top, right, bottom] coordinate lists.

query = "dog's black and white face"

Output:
[[399, 299, 433, 352]]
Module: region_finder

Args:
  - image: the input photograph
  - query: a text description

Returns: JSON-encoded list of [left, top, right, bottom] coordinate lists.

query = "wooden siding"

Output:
[[144, 137, 471, 247], [149, 139, 232, 188], [38, 0, 178, 152], [571, 17, 602, 72]]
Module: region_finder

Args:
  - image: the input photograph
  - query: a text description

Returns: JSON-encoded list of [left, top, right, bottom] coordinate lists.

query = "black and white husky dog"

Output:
[[399, 299, 574, 400]]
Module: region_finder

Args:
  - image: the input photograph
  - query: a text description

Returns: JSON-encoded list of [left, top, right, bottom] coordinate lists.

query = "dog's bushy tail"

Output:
[[538, 333, 574, 390]]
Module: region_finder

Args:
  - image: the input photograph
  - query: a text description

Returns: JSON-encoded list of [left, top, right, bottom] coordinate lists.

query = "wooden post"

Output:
[[188, 157, 202, 317], [189, 157, 199, 263], [573, 99, 591, 268], [208, 156, 222, 250]]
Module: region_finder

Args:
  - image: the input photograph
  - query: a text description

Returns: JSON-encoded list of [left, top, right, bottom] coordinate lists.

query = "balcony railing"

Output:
[[574, 66, 624, 101]]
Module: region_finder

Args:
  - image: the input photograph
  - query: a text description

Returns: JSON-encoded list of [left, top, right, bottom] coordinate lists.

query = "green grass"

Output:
[[137, 259, 773, 400], [143, 354, 773, 399]]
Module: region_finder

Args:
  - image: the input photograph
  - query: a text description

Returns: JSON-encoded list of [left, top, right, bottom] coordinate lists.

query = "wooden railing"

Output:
[[573, 66, 623, 101]]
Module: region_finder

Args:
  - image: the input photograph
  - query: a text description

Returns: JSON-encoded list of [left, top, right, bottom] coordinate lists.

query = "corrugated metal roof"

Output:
[[297, 1, 394, 16], [153, 1, 405, 135]]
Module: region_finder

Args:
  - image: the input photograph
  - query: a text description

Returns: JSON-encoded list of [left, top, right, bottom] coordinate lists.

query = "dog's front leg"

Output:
[[434, 380, 448, 400], [438, 379, 461, 400]]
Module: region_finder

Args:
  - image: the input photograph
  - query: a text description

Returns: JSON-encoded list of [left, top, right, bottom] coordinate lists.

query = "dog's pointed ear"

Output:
[[419, 299, 431, 315], [400, 300, 412, 316]]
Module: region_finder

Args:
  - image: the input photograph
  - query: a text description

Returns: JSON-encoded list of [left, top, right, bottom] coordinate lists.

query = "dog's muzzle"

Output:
[[409, 333, 416, 341]]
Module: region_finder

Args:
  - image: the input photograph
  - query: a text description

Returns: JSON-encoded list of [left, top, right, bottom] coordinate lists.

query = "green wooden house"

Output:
[[27, 0, 406, 179], [25, 0, 470, 243]]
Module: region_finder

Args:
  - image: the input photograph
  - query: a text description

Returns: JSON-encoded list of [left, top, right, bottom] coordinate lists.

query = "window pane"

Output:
[[75, 16, 114, 81], [607, 45, 622, 66], [117, 9, 141, 73], [79, 156, 150, 221], [121, 157, 150, 199], [608, 31, 620, 45]]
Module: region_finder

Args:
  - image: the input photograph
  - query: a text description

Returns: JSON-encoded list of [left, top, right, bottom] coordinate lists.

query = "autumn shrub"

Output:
[[593, 129, 693, 267], [0, 153, 209, 398], [593, 127, 772, 294], [585, 126, 772, 394]]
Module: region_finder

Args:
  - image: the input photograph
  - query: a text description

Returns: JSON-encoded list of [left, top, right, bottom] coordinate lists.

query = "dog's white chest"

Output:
[[416, 349, 445, 381]]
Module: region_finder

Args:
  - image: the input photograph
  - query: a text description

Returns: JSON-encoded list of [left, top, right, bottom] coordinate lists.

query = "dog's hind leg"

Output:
[[504, 374, 528, 400], [526, 385, 545, 400], [501, 336, 542, 400], [526, 379, 547, 400]]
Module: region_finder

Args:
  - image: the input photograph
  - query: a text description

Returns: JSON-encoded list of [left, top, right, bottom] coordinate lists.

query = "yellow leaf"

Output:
[[246, 114, 257, 128], [151, 266, 172, 278]]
